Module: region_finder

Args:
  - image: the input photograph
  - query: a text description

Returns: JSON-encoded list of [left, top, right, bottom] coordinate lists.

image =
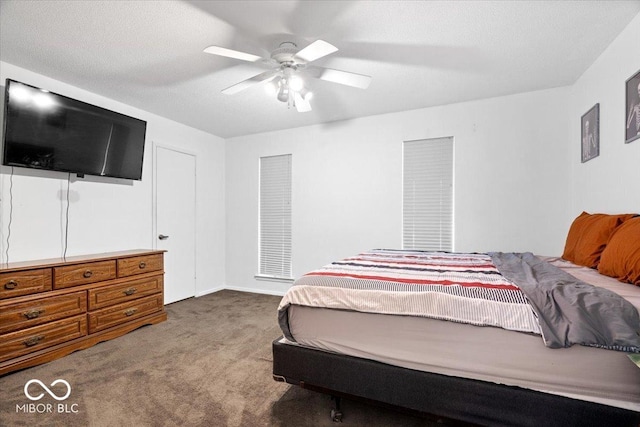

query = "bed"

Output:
[[272, 213, 640, 426]]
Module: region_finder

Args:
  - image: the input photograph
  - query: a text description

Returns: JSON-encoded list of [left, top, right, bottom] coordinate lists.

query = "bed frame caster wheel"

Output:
[[330, 395, 342, 422]]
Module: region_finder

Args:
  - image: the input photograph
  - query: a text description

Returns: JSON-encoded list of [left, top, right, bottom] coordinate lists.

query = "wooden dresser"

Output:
[[0, 249, 167, 376]]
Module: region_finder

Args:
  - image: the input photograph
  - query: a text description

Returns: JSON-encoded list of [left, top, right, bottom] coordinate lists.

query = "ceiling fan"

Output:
[[203, 40, 372, 113]]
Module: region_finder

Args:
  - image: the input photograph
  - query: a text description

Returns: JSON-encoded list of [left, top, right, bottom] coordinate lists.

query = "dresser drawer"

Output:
[[54, 260, 116, 289], [0, 269, 53, 300], [0, 315, 87, 362], [88, 294, 163, 333], [0, 291, 87, 335], [117, 254, 163, 278], [118, 254, 164, 277], [88, 275, 163, 310]]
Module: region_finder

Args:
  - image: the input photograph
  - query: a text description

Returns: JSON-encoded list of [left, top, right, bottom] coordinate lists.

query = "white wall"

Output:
[[568, 13, 640, 216], [226, 87, 571, 294], [0, 62, 226, 297]]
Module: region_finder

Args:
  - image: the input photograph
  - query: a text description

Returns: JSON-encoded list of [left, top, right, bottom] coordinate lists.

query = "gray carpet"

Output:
[[0, 290, 443, 426]]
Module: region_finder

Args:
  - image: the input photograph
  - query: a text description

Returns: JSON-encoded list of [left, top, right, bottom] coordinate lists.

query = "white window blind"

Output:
[[403, 137, 454, 251], [258, 154, 292, 279]]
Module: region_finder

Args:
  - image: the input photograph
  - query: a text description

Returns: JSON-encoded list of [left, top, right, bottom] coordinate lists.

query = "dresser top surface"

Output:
[[0, 249, 165, 272]]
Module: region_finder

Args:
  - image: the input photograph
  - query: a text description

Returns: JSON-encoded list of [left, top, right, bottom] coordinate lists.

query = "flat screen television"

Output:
[[2, 79, 147, 180]]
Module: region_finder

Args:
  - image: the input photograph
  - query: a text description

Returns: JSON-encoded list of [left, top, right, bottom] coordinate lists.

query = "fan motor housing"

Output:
[[271, 42, 299, 64]]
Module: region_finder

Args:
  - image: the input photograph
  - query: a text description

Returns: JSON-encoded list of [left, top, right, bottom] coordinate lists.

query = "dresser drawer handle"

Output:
[[138, 262, 146, 269], [124, 308, 137, 317], [83, 270, 93, 279], [24, 335, 44, 347], [4, 280, 18, 290], [23, 309, 45, 320], [123, 288, 137, 296]]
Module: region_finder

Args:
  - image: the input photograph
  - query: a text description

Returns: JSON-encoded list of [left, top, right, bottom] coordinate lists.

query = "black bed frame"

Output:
[[272, 338, 640, 426]]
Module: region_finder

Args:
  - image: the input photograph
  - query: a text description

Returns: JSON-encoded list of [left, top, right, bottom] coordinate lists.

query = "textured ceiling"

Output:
[[1, 0, 639, 138]]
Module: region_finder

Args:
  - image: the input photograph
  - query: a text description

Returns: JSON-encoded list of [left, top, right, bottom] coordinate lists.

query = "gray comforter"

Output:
[[490, 252, 640, 352]]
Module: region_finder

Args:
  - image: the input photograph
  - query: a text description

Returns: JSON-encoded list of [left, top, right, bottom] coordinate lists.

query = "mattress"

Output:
[[283, 257, 640, 411]]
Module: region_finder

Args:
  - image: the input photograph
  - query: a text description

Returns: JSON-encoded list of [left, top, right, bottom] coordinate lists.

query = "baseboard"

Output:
[[195, 286, 286, 297], [222, 285, 286, 297], [196, 286, 225, 297]]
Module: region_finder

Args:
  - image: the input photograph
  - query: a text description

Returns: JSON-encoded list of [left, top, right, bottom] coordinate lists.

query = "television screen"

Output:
[[2, 79, 147, 180]]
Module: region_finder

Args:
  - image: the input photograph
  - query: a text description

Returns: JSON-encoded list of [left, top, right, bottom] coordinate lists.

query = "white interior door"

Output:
[[155, 145, 196, 304]]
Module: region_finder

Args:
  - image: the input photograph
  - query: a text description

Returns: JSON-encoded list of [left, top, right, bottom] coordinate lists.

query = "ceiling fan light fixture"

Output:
[[299, 87, 313, 101], [294, 92, 312, 113], [277, 79, 289, 103], [289, 75, 304, 92]]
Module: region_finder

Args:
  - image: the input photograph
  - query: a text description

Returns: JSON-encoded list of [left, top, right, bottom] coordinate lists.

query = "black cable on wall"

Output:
[[5, 167, 14, 264], [64, 172, 70, 260]]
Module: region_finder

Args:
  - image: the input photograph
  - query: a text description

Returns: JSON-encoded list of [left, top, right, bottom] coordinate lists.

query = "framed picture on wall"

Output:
[[581, 103, 599, 163], [625, 69, 640, 144]]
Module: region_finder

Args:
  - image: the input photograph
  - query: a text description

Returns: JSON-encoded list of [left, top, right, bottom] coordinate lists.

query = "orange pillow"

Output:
[[598, 217, 640, 286], [562, 212, 636, 268]]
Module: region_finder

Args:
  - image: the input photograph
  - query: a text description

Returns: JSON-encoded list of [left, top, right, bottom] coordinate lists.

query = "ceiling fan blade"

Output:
[[293, 40, 338, 63], [203, 45, 264, 63], [306, 66, 372, 89], [221, 69, 280, 95], [294, 93, 312, 113]]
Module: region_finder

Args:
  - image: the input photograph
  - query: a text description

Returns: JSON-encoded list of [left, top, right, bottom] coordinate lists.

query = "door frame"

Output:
[[152, 141, 198, 298]]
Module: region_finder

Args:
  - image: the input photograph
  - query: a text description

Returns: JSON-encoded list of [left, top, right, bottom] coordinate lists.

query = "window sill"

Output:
[[254, 274, 295, 283]]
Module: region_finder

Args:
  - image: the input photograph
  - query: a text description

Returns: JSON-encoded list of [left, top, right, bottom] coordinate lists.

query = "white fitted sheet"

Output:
[[285, 257, 640, 411]]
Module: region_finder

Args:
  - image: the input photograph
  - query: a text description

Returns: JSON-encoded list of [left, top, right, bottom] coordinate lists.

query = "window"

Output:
[[257, 154, 292, 280], [403, 137, 454, 251]]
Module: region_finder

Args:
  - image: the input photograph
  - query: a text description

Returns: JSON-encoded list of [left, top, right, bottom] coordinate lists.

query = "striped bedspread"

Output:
[[278, 249, 541, 337]]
